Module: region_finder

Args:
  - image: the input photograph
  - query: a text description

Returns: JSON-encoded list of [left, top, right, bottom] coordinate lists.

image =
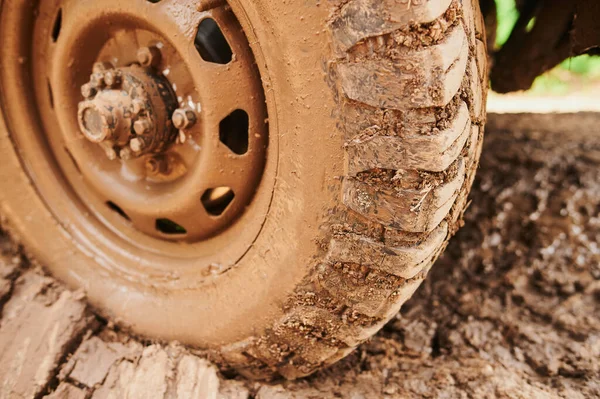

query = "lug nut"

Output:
[[129, 137, 146, 153], [81, 83, 96, 99], [92, 62, 114, 75], [104, 147, 117, 161], [89, 73, 105, 89], [137, 46, 161, 68], [132, 99, 145, 116], [104, 70, 122, 87], [172, 108, 197, 130], [133, 119, 151, 135], [119, 148, 133, 160]]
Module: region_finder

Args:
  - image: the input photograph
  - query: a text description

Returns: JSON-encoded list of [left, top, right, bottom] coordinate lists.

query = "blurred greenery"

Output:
[[494, 0, 600, 94], [495, 0, 519, 48]]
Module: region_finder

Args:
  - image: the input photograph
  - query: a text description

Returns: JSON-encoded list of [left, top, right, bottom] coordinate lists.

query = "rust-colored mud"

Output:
[[0, 113, 597, 398]]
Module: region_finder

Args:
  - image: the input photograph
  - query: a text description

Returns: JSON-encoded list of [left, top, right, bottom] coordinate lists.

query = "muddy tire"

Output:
[[0, 0, 487, 379]]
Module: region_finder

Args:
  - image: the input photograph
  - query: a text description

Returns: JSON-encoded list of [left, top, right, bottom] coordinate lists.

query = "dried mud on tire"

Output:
[[0, 113, 598, 398], [0, 0, 488, 380]]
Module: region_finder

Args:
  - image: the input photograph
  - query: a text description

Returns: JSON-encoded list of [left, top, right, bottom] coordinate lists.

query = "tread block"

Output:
[[276, 307, 357, 347], [472, 0, 486, 39], [467, 124, 482, 165], [346, 101, 471, 174], [317, 259, 427, 318], [469, 58, 484, 120], [317, 262, 403, 317], [339, 101, 440, 142], [336, 24, 468, 109], [342, 158, 466, 232], [328, 222, 448, 279], [246, 308, 354, 379], [476, 38, 488, 84], [376, 277, 425, 320], [219, 339, 276, 380], [330, 0, 454, 54], [452, 124, 482, 226], [462, 0, 476, 43]]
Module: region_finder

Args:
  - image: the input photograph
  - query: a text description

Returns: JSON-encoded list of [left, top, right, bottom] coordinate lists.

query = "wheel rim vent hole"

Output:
[[156, 219, 187, 235], [51, 9, 62, 42], [195, 18, 233, 64], [106, 201, 130, 221], [48, 80, 54, 109], [219, 109, 249, 155], [202, 187, 235, 216]]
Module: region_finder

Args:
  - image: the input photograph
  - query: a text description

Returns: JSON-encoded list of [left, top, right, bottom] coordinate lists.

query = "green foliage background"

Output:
[[495, 0, 600, 94]]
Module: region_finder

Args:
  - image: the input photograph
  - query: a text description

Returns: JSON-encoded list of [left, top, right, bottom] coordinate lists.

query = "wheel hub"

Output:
[[77, 47, 192, 161]]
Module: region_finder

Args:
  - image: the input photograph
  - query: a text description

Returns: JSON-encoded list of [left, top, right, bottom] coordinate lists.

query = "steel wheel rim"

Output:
[[0, 0, 276, 279]]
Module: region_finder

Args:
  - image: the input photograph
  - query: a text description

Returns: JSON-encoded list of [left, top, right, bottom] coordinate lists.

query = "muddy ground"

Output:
[[0, 112, 598, 398]]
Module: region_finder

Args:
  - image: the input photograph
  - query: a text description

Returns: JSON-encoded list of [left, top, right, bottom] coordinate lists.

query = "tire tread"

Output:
[[219, 0, 488, 379]]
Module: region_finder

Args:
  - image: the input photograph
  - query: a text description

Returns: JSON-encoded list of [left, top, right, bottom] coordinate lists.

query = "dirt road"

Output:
[[0, 113, 598, 398]]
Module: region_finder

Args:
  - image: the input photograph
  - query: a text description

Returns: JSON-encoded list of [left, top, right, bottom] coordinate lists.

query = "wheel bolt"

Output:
[[137, 46, 161, 68], [105, 147, 117, 161], [172, 108, 197, 130], [119, 148, 133, 160], [133, 119, 151, 135], [132, 99, 145, 116], [129, 137, 146, 153], [81, 83, 96, 99], [92, 62, 113, 75], [104, 70, 122, 87], [89, 73, 105, 89]]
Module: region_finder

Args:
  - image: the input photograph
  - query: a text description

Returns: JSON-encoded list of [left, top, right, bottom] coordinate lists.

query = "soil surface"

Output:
[[0, 113, 598, 398]]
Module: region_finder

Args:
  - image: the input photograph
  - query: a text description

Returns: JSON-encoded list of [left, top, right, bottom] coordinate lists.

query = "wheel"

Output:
[[0, 0, 488, 379]]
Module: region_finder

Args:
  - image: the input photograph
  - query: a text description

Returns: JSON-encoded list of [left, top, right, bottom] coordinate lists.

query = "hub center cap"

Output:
[[77, 47, 188, 160]]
